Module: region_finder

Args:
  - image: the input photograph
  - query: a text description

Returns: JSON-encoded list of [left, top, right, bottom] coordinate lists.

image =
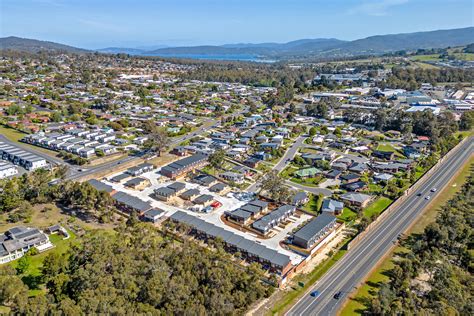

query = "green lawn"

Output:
[[337, 207, 358, 223], [289, 176, 322, 187], [363, 197, 392, 219], [0, 125, 27, 142], [9, 229, 77, 295], [375, 143, 404, 158], [280, 165, 298, 179], [301, 194, 320, 214]]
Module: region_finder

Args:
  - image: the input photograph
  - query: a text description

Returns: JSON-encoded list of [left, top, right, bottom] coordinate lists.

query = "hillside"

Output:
[[3, 27, 474, 60], [0, 36, 88, 53], [145, 27, 474, 59]]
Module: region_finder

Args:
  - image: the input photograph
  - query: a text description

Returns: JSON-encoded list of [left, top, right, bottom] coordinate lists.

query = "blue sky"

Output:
[[1, 0, 473, 49]]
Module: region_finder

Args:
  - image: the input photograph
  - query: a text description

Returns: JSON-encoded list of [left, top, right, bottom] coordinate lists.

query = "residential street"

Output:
[[286, 137, 473, 316]]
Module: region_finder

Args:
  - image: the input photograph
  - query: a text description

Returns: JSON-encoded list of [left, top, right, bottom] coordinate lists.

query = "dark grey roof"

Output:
[[169, 211, 291, 268], [248, 199, 269, 209], [87, 179, 114, 193], [110, 173, 130, 182], [252, 205, 296, 233], [209, 183, 226, 192], [143, 208, 164, 218], [163, 154, 207, 173], [193, 194, 214, 204], [168, 182, 186, 192], [112, 191, 152, 212], [125, 177, 148, 187], [154, 186, 176, 197], [240, 204, 261, 214], [293, 213, 337, 243], [180, 188, 200, 198], [228, 209, 253, 220]]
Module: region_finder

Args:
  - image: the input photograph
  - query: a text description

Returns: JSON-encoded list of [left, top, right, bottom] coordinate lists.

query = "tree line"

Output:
[[366, 171, 473, 315]]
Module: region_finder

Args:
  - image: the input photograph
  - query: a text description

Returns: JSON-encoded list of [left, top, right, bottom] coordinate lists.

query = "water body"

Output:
[[146, 53, 276, 63]]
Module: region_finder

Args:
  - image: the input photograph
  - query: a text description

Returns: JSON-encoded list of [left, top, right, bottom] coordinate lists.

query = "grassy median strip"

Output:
[[339, 156, 474, 316]]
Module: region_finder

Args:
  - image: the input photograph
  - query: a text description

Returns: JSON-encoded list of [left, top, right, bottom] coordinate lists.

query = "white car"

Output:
[[431, 188, 437, 192], [425, 196, 431, 200]]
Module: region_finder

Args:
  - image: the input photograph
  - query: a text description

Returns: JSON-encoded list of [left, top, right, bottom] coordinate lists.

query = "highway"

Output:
[[287, 137, 473, 316]]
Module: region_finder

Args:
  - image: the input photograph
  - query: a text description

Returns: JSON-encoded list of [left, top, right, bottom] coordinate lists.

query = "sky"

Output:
[[1, 0, 473, 49]]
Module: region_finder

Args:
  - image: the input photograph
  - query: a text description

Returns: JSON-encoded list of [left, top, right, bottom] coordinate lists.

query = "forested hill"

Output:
[[3, 27, 473, 60], [0, 36, 88, 53], [146, 27, 474, 59]]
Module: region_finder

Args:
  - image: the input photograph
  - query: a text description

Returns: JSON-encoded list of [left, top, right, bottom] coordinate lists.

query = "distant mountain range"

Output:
[[1, 27, 473, 60], [0, 36, 88, 53]]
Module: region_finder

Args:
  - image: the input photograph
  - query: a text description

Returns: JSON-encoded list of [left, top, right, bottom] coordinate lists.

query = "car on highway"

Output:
[[431, 188, 437, 192], [417, 192, 422, 196], [425, 196, 431, 200], [310, 290, 320, 298], [334, 291, 342, 299]]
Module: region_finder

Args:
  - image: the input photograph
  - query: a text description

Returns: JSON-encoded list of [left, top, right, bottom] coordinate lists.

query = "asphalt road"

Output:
[[287, 137, 473, 316], [247, 135, 306, 192]]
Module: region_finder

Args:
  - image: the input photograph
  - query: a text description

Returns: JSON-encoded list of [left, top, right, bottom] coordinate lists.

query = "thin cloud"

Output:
[[348, 0, 410, 16]]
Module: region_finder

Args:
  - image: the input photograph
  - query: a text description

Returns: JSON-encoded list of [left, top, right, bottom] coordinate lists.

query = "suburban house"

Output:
[[294, 167, 321, 178], [153, 182, 186, 201], [292, 213, 337, 249], [169, 211, 293, 276], [1, 226, 54, 264], [126, 163, 154, 176], [292, 192, 309, 206], [340, 192, 372, 209], [160, 154, 208, 179], [180, 188, 200, 200], [252, 205, 296, 235], [124, 177, 151, 190], [321, 199, 344, 215], [220, 171, 245, 184], [141, 209, 164, 223]]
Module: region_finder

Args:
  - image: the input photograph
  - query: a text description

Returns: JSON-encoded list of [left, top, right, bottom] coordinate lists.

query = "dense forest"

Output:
[[0, 223, 272, 314], [366, 171, 473, 315], [380, 67, 474, 90]]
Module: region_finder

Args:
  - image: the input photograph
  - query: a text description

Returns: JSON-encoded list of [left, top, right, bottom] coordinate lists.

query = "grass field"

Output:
[[409, 54, 440, 61], [0, 125, 60, 157], [339, 157, 473, 315], [0, 125, 27, 142], [363, 197, 392, 219]]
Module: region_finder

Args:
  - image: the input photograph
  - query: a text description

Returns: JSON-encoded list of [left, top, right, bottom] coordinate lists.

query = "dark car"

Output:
[[310, 290, 320, 298], [334, 291, 342, 299]]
